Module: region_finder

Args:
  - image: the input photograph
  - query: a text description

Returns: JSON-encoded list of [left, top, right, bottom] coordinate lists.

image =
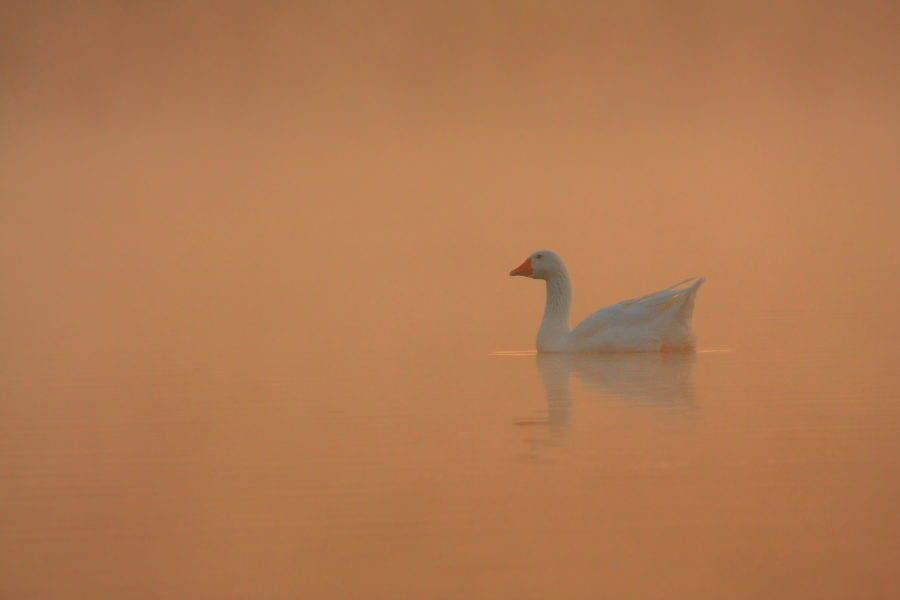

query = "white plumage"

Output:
[[510, 250, 704, 353]]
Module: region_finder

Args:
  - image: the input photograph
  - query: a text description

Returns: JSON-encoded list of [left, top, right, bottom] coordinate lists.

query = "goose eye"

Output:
[[536, 254, 543, 259]]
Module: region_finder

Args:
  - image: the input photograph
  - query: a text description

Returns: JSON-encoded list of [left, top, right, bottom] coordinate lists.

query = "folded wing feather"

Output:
[[570, 279, 700, 342]]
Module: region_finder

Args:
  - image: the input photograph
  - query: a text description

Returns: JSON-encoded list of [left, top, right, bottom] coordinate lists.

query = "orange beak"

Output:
[[509, 256, 533, 277]]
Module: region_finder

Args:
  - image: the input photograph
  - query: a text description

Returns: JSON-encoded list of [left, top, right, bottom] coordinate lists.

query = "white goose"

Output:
[[510, 250, 704, 353]]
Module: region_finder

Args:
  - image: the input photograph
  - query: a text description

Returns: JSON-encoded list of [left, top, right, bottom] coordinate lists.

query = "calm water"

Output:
[[3, 319, 900, 600], [3, 3, 900, 599]]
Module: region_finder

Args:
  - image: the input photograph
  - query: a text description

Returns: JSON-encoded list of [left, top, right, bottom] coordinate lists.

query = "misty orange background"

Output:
[[2, 2, 899, 599]]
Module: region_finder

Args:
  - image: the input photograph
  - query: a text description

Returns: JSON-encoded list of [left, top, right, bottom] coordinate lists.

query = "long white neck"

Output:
[[536, 270, 572, 352]]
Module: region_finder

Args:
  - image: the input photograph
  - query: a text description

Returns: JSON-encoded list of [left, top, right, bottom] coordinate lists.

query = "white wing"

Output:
[[570, 278, 704, 344]]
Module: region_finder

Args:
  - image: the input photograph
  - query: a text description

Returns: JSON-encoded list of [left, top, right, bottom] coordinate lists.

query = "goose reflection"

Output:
[[525, 352, 696, 453]]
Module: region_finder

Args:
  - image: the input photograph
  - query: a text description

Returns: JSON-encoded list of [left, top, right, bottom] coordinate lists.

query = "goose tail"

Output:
[[677, 277, 705, 320]]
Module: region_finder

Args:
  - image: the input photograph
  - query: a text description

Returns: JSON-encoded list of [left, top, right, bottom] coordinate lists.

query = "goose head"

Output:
[[509, 250, 566, 280]]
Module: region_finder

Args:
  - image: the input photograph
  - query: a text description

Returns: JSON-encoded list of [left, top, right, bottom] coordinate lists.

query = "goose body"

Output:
[[510, 250, 704, 353]]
